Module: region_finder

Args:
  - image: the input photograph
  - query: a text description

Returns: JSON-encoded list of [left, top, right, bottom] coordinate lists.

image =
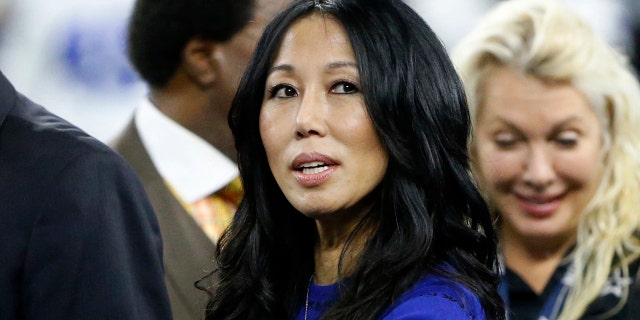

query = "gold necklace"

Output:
[[304, 273, 314, 320]]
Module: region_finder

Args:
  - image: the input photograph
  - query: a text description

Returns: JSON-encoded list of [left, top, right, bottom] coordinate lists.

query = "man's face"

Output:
[[213, 0, 291, 117]]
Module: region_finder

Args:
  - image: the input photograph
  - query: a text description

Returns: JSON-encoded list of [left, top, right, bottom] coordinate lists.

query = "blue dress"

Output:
[[294, 273, 486, 320]]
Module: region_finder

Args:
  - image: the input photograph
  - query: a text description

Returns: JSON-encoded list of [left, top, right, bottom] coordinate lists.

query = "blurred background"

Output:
[[0, 0, 143, 141], [0, 0, 638, 143]]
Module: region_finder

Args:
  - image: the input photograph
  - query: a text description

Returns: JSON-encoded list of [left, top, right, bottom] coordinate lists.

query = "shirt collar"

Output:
[[135, 98, 238, 203]]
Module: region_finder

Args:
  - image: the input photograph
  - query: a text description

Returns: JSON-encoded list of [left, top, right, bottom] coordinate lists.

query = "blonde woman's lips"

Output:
[[515, 194, 563, 218]]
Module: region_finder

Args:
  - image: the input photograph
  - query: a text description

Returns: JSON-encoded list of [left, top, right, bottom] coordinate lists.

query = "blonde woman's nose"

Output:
[[522, 147, 556, 190]]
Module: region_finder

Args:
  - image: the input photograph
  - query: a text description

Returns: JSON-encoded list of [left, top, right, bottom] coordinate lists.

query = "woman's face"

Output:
[[259, 14, 388, 219], [473, 67, 604, 244]]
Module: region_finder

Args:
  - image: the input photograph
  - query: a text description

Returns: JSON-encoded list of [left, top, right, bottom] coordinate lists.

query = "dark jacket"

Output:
[[0, 71, 172, 319]]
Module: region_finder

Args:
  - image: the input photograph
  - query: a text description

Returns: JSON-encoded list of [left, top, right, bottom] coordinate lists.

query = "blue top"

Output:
[[294, 273, 486, 320]]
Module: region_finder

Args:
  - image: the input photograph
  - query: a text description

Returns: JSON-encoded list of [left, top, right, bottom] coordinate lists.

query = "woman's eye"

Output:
[[494, 132, 519, 149], [270, 84, 298, 98], [331, 81, 359, 94], [495, 139, 517, 149], [555, 131, 579, 148]]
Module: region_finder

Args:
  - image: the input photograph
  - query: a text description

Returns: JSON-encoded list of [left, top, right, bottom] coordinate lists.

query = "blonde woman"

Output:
[[453, 0, 640, 319]]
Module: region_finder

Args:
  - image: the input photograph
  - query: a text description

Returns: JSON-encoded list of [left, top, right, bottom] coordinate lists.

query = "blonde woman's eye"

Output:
[[494, 132, 519, 149], [555, 131, 579, 148]]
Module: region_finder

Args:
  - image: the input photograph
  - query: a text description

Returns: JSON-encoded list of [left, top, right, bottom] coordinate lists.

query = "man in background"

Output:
[[0, 69, 171, 319], [110, 0, 290, 318]]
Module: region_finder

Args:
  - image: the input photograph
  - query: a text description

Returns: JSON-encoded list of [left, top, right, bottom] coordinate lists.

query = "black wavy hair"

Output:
[[127, 0, 254, 87], [204, 0, 504, 319]]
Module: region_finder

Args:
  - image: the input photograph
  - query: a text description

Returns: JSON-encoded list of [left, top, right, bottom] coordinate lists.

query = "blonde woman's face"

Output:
[[473, 67, 604, 245]]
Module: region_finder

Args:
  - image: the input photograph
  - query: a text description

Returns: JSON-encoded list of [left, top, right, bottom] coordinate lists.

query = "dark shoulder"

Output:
[[0, 92, 143, 235], [583, 257, 640, 319], [3, 93, 127, 170], [0, 93, 137, 200]]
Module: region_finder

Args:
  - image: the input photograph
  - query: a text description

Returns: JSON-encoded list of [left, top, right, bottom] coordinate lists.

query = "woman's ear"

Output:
[[181, 36, 218, 88]]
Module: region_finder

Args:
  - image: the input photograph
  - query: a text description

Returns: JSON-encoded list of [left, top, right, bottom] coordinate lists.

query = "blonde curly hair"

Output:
[[452, 0, 640, 319]]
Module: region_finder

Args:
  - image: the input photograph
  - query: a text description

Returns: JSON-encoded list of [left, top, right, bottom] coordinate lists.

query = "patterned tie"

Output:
[[186, 177, 243, 243]]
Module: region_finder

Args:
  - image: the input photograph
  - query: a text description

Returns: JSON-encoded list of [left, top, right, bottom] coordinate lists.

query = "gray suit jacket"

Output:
[[110, 120, 215, 320]]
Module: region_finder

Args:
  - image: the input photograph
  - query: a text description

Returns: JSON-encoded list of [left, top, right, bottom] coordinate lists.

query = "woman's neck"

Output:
[[501, 227, 576, 294], [313, 210, 373, 285]]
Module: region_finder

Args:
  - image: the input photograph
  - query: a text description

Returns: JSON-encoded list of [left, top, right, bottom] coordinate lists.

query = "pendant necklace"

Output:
[[304, 273, 314, 320]]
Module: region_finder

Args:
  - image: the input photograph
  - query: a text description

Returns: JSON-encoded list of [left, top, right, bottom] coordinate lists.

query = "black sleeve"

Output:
[[21, 151, 172, 319]]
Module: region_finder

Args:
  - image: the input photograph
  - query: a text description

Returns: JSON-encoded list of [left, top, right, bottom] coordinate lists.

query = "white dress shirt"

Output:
[[135, 98, 238, 203]]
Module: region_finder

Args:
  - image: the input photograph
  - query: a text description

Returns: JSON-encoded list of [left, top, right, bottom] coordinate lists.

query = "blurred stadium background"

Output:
[[0, 0, 637, 142]]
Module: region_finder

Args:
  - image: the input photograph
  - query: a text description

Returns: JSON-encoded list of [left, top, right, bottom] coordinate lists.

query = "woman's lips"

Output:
[[292, 152, 338, 187], [294, 165, 337, 187], [515, 194, 563, 218]]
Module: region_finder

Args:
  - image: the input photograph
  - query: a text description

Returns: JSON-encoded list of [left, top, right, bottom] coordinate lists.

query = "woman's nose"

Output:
[[522, 147, 556, 191], [295, 91, 328, 138]]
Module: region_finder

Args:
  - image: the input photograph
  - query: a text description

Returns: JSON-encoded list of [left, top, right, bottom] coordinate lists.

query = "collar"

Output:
[[135, 98, 238, 203]]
